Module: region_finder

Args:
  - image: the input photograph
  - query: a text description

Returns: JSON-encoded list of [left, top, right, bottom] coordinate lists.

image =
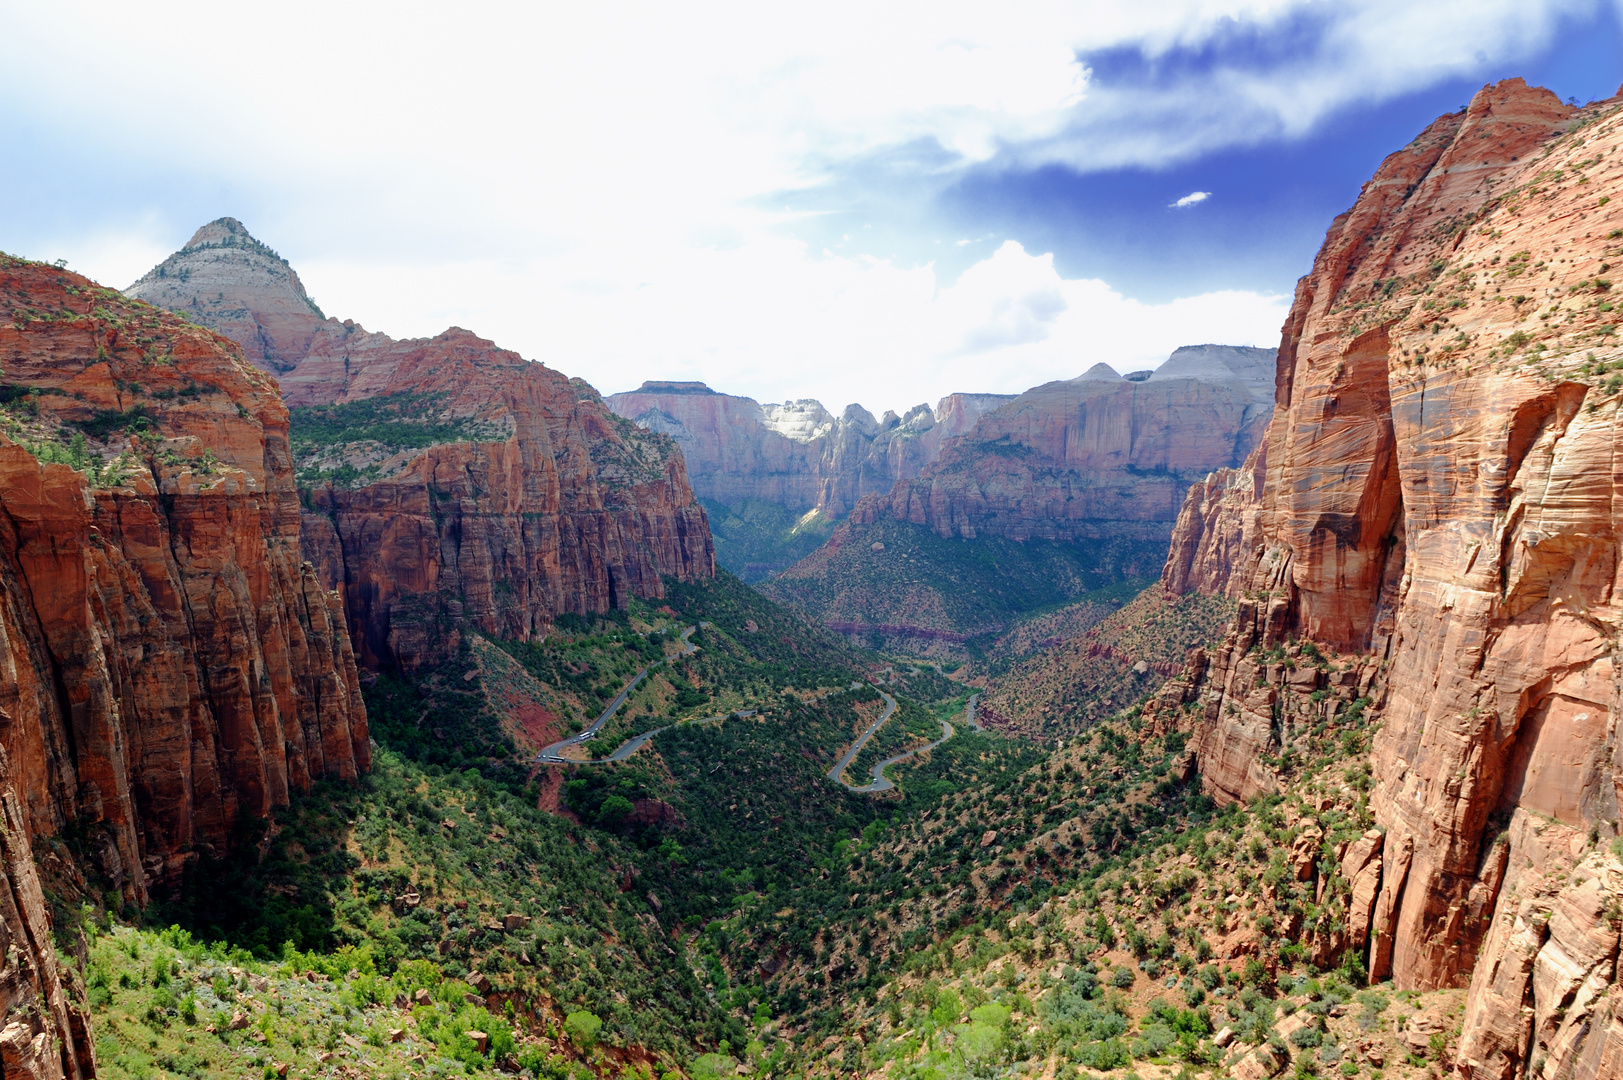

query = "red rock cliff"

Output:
[[0, 746, 95, 1079], [0, 253, 367, 905], [853, 346, 1275, 542], [294, 333, 716, 670], [605, 382, 1016, 517], [130, 222, 715, 671], [1155, 79, 1623, 1078]]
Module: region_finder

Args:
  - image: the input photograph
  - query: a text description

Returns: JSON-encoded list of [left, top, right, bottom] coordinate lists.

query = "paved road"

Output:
[[826, 690, 898, 787], [535, 624, 708, 765], [831, 692, 981, 793], [536, 632, 984, 782]]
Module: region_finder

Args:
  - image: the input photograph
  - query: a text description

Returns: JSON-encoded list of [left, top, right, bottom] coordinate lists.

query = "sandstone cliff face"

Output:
[[849, 346, 1275, 543], [130, 222, 715, 671], [0, 747, 95, 1080], [1154, 79, 1623, 1079], [297, 350, 716, 671], [605, 381, 1015, 518], [126, 217, 329, 375], [0, 253, 367, 903]]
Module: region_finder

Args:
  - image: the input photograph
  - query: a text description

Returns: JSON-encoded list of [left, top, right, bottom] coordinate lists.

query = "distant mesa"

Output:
[[1148, 343, 1274, 396], [633, 380, 717, 394], [612, 344, 1278, 586], [606, 382, 1015, 522], [847, 344, 1277, 545]]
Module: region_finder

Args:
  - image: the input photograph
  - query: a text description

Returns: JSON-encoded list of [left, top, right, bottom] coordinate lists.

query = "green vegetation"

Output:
[[148, 746, 729, 1061], [700, 498, 838, 583], [80, 921, 630, 1079], [289, 393, 509, 485], [0, 384, 144, 486], [763, 516, 1166, 643], [79, 548, 1406, 1079]]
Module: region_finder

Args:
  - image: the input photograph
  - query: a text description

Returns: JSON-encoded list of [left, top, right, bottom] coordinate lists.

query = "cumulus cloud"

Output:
[[1170, 191, 1211, 208], [300, 237, 1287, 414], [0, 0, 1590, 410]]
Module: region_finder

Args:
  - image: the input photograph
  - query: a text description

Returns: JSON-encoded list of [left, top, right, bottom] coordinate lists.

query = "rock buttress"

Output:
[[0, 253, 367, 900], [1147, 79, 1623, 1079]]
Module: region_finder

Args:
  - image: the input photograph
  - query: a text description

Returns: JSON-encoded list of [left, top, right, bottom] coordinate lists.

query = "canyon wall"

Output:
[[756, 346, 1272, 642], [0, 253, 367, 906], [130, 221, 714, 671], [606, 381, 1014, 518], [1151, 79, 1623, 1079], [0, 746, 95, 1080], [848, 345, 1275, 543]]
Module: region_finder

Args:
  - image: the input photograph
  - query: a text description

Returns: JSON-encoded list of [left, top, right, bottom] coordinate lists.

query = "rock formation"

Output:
[[0, 747, 95, 1080], [848, 345, 1275, 543], [754, 345, 1272, 642], [1148, 79, 1623, 1078], [0, 252, 367, 904], [126, 216, 329, 375], [130, 221, 715, 671], [605, 381, 1015, 518]]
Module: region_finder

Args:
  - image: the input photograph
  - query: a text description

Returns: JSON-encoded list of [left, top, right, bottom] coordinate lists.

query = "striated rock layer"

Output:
[[130, 221, 715, 671], [0, 746, 95, 1079], [606, 381, 1015, 518], [126, 217, 329, 375], [848, 346, 1275, 543], [0, 253, 367, 903], [1151, 79, 1623, 1079], [290, 334, 715, 671]]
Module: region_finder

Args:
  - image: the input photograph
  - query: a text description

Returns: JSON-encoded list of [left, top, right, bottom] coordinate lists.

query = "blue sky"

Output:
[[2, 1, 1620, 413]]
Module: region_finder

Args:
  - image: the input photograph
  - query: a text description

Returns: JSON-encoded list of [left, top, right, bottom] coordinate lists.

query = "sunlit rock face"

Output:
[[1151, 78, 1623, 1080], [847, 345, 1276, 543], [607, 381, 1016, 518], [130, 221, 715, 672]]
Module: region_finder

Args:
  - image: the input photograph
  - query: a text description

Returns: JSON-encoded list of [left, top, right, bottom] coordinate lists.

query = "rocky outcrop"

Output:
[[848, 345, 1275, 542], [290, 336, 715, 671], [605, 381, 1015, 517], [0, 747, 95, 1080], [1149, 79, 1623, 1079], [129, 221, 715, 671], [0, 252, 367, 901], [1160, 439, 1267, 597], [126, 217, 329, 375]]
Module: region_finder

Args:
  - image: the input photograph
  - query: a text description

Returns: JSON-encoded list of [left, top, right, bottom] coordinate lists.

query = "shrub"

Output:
[[564, 1010, 603, 1049], [930, 988, 962, 1026], [1076, 1037, 1130, 1071], [1112, 967, 1135, 989], [690, 1053, 738, 1080], [969, 1003, 1011, 1027]]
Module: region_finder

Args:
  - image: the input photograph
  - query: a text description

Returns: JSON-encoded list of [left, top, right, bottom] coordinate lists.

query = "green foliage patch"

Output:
[[763, 516, 1167, 640], [700, 498, 837, 583]]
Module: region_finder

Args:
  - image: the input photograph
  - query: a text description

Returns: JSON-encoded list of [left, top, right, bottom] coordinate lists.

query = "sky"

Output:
[[3, 1, 1623, 417]]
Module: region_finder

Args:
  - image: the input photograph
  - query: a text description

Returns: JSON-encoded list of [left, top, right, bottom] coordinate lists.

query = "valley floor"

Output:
[[66, 575, 1493, 1080]]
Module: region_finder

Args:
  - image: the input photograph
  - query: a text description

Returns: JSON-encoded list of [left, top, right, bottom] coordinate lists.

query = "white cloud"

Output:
[[1171, 192, 1212, 208], [0, 0, 1590, 411], [293, 237, 1287, 414]]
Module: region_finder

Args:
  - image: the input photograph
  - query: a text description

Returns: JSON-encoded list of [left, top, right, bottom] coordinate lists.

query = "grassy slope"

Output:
[[691, 639, 1460, 1080], [78, 570, 1046, 1078]]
